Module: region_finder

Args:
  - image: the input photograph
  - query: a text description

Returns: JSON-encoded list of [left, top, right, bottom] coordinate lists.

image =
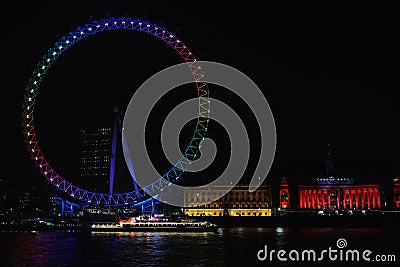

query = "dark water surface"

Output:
[[1, 227, 399, 266]]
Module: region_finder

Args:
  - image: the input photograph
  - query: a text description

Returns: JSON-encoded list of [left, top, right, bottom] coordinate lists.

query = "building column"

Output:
[[367, 189, 372, 209], [306, 190, 310, 209], [376, 189, 381, 208], [361, 189, 366, 209], [357, 190, 360, 209], [343, 190, 346, 209], [372, 188, 377, 208], [353, 190, 357, 209], [311, 190, 315, 209], [320, 190, 325, 207], [327, 190, 331, 207], [300, 190, 303, 209], [299, 189, 303, 209], [349, 190, 353, 209]]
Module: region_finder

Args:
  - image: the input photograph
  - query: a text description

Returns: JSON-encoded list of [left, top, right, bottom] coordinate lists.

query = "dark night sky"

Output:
[[2, 1, 398, 193]]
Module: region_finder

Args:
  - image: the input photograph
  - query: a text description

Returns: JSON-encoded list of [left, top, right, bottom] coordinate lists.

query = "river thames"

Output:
[[1, 227, 399, 266]]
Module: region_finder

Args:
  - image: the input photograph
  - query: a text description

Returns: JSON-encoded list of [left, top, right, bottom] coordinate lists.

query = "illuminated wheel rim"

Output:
[[22, 17, 209, 206]]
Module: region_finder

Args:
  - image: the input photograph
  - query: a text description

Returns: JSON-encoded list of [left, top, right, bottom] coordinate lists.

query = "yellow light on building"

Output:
[[183, 184, 272, 217]]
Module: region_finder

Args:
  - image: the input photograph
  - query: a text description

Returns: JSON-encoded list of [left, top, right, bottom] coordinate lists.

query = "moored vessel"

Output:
[[90, 214, 219, 232]]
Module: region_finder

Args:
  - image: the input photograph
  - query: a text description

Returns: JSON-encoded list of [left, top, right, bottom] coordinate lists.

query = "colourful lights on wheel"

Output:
[[22, 17, 209, 206]]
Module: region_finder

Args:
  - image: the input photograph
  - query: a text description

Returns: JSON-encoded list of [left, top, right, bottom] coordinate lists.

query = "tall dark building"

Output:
[[80, 127, 112, 193], [78, 109, 136, 195]]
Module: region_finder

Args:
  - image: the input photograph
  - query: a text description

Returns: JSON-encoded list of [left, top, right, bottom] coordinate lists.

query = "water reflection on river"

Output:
[[1, 227, 399, 266]]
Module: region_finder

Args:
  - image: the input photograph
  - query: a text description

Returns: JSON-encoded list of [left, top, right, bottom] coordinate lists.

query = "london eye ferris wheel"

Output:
[[22, 17, 210, 207]]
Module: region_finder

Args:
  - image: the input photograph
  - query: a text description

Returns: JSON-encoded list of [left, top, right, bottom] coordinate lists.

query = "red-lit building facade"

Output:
[[279, 177, 290, 209], [299, 177, 382, 210], [394, 177, 400, 208]]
